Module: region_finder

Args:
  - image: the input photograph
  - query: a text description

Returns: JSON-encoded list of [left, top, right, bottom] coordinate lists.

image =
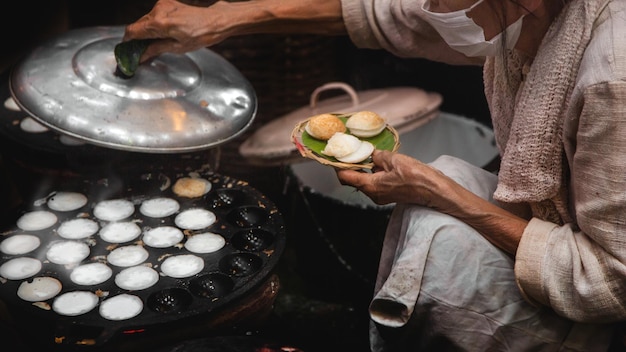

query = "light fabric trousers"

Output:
[[368, 155, 614, 352]]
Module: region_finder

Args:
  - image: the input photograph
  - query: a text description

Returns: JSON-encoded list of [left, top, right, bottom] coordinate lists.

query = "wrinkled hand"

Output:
[[123, 0, 229, 62], [336, 150, 450, 208]]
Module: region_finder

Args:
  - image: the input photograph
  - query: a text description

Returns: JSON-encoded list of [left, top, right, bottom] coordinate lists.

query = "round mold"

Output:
[[230, 229, 274, 252], [147, 287, 193, 314], [226, 206, 268, 228], [218, 253, 262, 277], [188, 273, 234, 299], [207, 188, 246, 208]]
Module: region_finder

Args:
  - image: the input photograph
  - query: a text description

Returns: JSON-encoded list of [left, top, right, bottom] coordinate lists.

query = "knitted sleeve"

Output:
[[515, 81, 626, 323]]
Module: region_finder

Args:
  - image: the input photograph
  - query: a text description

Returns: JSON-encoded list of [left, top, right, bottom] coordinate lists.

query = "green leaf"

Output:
[[301, 114, 397, 164], [114, 39, 152, 78]]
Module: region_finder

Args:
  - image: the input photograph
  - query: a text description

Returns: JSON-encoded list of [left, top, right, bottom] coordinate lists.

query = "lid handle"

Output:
[[309, 82, 359, 109]]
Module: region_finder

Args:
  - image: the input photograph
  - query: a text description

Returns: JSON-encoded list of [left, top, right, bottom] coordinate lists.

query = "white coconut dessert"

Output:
[[0, 257, 42, 280], [142, 226, 184, 248], [59, 135, 87, 146], [16, 210, 58, 231], [98, 221, 142, 243], [115, 265, 159, 291], [184, 232, 226, 254], [322, 132, 375, 164], [47, 191, 88, 212], [160, 254, 204, 279], [174, 208, 217, 230], [139, 197, 180, 218], [52, 291, 99, 316], [57, 218, 99, 239], [46, 240, 91, 265], [20, 117, 49, 133], [345, 111, 386, 138], [107, 245, 149, 267], [4, 97, 20, 111], [0, 234, 41, 255], [70, 262, 113, 286], [17, 277, 63, 302], [93, 199, 135, 222], [99, 293, 143, 321]]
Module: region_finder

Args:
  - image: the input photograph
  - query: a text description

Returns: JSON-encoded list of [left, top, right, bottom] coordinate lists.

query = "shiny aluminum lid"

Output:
[[238, 82, 442, 165], [9, 26, 257, 153]]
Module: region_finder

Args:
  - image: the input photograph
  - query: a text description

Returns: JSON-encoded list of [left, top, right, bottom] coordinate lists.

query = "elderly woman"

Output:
[[124, 0, 626, 350]]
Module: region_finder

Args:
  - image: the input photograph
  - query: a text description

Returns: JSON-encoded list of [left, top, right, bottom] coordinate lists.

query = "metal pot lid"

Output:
[[238, 82, 442, 165], [9, 26, 257, 153]]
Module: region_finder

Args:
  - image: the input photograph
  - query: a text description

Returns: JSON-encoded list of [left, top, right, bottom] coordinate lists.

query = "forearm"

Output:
[[213, 0, 347, 37], [434, 174, 527, 255]]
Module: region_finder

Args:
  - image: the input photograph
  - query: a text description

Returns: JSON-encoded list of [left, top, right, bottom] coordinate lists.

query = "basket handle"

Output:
[[309, 82, 359, 109]]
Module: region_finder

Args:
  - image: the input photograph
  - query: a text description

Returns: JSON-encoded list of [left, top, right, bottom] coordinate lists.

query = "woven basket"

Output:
[[291, 116, 400, 170]]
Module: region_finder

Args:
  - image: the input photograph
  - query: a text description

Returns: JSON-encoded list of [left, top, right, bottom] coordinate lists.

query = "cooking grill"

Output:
[[0, 168, 286, 350], [0, 26, 286, 351]]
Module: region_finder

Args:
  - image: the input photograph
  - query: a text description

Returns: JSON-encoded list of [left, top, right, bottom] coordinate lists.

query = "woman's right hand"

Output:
[[122, 0, 233, 62], [122, 0, 346, 63]]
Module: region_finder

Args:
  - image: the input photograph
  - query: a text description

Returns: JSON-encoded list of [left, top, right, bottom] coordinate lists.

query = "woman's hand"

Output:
[[122, 0, 346, 63], [123, 0, 231, 62], [336, 150, 450, 208], [337, 150, 528, 255]]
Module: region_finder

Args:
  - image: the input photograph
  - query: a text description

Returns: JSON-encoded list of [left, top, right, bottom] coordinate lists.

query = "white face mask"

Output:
[[420, 0, 525, 57]]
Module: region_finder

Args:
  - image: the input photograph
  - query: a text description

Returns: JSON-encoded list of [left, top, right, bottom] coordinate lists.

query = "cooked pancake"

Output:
[[161, 254, 204, 278], [140, 197, 180, 218], [107, 245, 149, 267], [345, 111, 386, 137], [115, 265, 159, 291], [17, 277, 62, 302], [184, 232, 226, 254], [305, 113, 346, 140], [99, 293, 143, 321], [70, 262, 113, 286], [52, 291, 98, 316], [57, 218, 99, 239], [172, 177, 212, 198], [0, 257, 42, 280], [93, 199, 135, 222], [16, 210, 57, 231], [0, 234, 41, 255], [20, 117, 49, 133], [99, 221, 142, 243], [174, 208, 216, 230], [47, 191, 88, 212], [142, 226, 184, 248], [46, 240, 90, 265], [4, 97, 20, 111]]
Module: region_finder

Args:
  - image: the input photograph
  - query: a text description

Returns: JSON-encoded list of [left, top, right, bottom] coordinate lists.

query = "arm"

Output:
[[123, 0, 346, 61], [515, 81, 626, 322], [336, 151, 527, 255], [124, 0, 481, 65]]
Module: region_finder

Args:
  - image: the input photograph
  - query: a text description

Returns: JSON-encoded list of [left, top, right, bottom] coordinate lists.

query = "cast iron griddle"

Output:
[[0, 168, 286, 348]]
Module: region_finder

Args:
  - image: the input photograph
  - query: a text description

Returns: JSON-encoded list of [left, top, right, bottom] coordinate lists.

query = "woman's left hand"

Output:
[[336, 150, 451, 209], [337, 150, 528, 255]]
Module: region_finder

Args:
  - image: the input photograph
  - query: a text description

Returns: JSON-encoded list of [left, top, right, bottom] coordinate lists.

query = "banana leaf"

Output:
[[301, 114, 397, 163]]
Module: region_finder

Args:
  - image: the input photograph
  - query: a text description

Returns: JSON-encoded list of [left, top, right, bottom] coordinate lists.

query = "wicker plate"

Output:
[[291, 113, 400, 170]]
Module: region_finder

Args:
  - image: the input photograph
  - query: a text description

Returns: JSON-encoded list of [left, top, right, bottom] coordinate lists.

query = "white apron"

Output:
[[368, 155, 614, 351]]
